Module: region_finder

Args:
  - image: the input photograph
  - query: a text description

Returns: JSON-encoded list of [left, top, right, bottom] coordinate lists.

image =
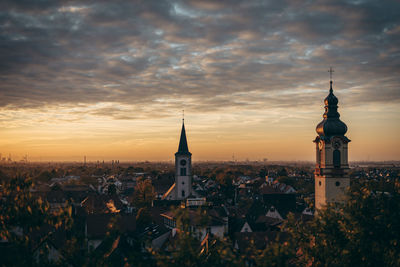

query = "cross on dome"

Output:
[[328, 67, 334, 81]]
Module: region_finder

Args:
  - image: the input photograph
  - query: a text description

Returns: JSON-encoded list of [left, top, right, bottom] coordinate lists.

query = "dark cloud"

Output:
[[0, 0, 399, 116]]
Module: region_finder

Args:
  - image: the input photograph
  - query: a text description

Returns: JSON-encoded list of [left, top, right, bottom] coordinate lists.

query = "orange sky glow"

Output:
[[1, 97, 399, 162], [1, 1, 399, 162]]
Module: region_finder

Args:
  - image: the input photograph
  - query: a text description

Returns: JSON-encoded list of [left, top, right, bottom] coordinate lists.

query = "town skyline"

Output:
[[1, 0, 399, 161]]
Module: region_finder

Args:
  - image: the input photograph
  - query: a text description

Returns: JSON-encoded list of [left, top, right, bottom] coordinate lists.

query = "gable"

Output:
[[265, 206, 283, 220], [240, 222, 253, 233]]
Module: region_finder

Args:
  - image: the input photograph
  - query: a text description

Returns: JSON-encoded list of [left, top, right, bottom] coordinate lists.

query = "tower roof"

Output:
[[176, 121, 191, 155], [316, 80, 348, 137]]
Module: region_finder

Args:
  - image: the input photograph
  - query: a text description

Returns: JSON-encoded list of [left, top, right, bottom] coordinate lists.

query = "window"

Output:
[[317, 148, 321, 164], [180, 168, 186, 176], [335, 181, 340, 186], [319, 181, 322, 186], [333, 149, 341, 168], [182, 190, 185, 198]]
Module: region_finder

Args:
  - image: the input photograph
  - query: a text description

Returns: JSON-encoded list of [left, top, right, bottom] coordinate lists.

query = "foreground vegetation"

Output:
[[1, 174, 399, 266]]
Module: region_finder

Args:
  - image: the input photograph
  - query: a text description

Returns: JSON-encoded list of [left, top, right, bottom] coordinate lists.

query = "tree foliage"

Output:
[[0, 176, 73, 266], [132, 178, 155, 209], [155, 228, 243, 267], [266, 179, 400, 267], [136, 207, 152, 228]]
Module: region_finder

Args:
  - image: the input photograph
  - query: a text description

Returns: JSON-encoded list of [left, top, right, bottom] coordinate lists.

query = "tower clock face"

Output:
[[180, 159, 187, 166], [333, 140, 341, 149]]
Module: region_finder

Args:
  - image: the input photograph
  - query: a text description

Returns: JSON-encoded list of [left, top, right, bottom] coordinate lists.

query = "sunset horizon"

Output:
[[1, 1, 399, 162]]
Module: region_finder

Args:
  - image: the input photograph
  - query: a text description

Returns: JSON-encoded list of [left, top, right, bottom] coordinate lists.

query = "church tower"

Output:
[[174, 120, 192, 200], [314, 73, 351, 210]]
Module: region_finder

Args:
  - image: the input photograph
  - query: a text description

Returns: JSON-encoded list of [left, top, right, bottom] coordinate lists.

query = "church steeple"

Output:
[[314, 68, 351, 210], [177, 121, 190, 155], [162, 118, 193, 200], [175, 119, 192, 199]]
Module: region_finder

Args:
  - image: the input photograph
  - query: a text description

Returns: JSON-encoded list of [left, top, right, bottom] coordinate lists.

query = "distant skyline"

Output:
[[0, 0, 399, 161]]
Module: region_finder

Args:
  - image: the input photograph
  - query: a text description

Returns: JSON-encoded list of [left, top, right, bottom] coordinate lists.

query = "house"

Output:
[[45, 186, 68, 212], [119, 176, 137, 191], [81, 193, 124, 214], [134, 223, 171, 251], [153, 176, 174, 199], [265, 205, 283, 220], [254, 215, 283, 231], [161, 208, 227, 240], [85, 214, 136, 250], [30, 224, 68, 264]]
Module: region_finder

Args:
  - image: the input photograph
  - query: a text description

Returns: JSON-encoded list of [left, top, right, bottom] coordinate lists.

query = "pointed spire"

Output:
[[177, 121, 190, 154]]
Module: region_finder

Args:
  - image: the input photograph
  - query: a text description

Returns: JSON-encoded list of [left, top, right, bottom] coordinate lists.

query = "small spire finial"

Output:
[[328, 67, 334, 81], [328, 67, 334, 92], [182, 109, 184, 122]]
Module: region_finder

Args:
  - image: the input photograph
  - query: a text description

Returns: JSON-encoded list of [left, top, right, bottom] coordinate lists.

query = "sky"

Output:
[[0, 0, 399, 162]]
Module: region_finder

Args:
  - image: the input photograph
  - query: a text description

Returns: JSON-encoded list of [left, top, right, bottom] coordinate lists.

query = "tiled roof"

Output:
[[86, 214, 136, 239]]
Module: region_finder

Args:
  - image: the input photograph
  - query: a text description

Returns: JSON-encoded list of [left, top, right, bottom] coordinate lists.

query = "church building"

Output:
[[163, 120, 193, 200], [314, 76, 351, 209]]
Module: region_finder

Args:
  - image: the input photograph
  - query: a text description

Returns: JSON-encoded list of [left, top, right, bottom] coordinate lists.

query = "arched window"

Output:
[[333, 149, 341, 168], [181, 190, 185, 198]]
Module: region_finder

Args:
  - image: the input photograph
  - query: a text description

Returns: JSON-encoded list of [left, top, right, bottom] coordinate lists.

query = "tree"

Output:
[[0, 176, 73, 266], [35, 170, 53, 182], [216, 171, 235, 201], [136, 207, 152, 229], [132, 178, 155, 209], [277, 176, 295, 187], [277, 167, 288, 177], [155, 226, 242, 267], [216, 172, 234, 187], [259, 179, 400, 267], [107, 183, 117, 196], [155, 206, 243, 267], [256, 240, 295, 267]]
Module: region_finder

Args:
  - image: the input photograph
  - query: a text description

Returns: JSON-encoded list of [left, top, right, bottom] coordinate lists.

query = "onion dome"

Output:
[[316, 81, 348, 137]]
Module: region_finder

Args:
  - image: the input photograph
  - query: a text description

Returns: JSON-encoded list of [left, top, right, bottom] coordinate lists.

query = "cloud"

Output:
[[0, 0, 398, 120]]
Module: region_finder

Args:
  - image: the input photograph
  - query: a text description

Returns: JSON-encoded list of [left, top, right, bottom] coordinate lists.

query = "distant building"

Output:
[[163, 120, 193, 200], [160, 208, 227, 240], [314, 78, 351, 209]]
